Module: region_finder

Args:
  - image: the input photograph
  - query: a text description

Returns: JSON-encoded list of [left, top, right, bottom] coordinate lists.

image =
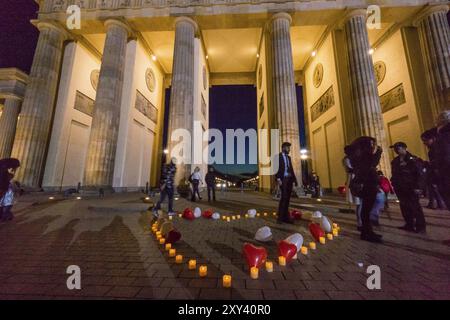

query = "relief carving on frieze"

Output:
[[310, 85, 335, 122]]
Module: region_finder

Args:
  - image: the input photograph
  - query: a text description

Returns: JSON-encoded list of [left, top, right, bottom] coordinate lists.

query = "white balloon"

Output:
[[247, 209, 257, 218], [194, 207, 202, 218], [321, 216, 332, 233], [255, 226, 272, 242], [212, 212, 220, 220], [313, 211, 323, 218], [285, 233, 304, 252]]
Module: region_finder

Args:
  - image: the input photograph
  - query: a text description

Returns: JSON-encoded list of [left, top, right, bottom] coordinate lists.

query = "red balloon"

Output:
[[338, 186, 346, 195], [289, 209, 302, 220], [202, 209, 213, 219], [242, 243, 268, 268], [309, 223, 325, 241], [278, 240, 297, 262], [166, 229, 181, 244], [183, 208, 195, 220]]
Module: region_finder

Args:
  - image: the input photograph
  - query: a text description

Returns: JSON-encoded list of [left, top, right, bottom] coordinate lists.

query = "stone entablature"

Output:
[[0, 68, 29, 100]]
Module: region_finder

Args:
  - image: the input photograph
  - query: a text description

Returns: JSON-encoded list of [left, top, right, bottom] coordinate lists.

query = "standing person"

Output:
[[153, 157, 177, 217], [347, 136, 383, 243], [390, 142, 427, 233], [343, 151, 362, 231], [190, 166, 203, 202], [275, 142, 298, 224], [434, 110, 450, 211], [421, 128, 446, 210], [309, 172, 321, 198], [205, 167, 216, 202], [0, 158, 21, 222]]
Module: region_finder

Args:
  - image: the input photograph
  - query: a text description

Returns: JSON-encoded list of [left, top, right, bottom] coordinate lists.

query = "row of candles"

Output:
[[152, 218, 340, 288]]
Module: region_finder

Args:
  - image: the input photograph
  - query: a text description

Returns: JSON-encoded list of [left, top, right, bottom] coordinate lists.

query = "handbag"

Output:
[[349, 175, 365, 198]]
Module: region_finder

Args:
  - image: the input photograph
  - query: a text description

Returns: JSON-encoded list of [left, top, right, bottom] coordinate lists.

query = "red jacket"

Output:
[[379, 176, 394, 194]]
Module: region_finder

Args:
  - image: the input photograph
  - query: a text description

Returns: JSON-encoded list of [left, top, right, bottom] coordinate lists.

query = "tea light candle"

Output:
[[175, 255, 183, 264], [273, 212, 277, 216], [237, 215, 241, 219], [156, 231, 162, 237], [332, 229, 338, 237], [327, 233, 333, 240], [159, 238, 165, 245], [319, 237, 326, 244], [332, 223, 338, 228], [264, 212, 268, 216], [156, 234, 162, 240], [250, 267, 259, 279], [309, 242, 316, 250], [169, 249, 176, 257], [265, 261, 273, 272], [301, 246, 308, 255], [169, 216, 173, 220], [245, 214, 249, 218], [178, 214, 182, 218], [227, 217, 231, 222], [232, 216, 236, 220], [188, 259, 196, 270], [199, 265, 207, 277], [223, 275, 232, 288], [165, 243, 172, 251], [278, 256, 286, 266], [256, 213, 260, 217]]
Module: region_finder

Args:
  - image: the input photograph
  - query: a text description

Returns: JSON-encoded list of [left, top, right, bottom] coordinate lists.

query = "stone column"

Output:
[[416, 5, 450, 116], [0, 98, 21, 159], [269, 12, 302, 179], [343, 10, 390, 173], [167, 17, 197, 186], [11, 21, 68, 188], [83, 19, 131, 189]]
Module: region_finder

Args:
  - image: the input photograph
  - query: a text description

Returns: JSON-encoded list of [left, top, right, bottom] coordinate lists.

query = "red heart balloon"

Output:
[[309, 223, 325, 241], [166, 229, 181, 244], [289, 209, 302, 220], [338, 186, 346, 195], [278, 240, 297, 262], [183, 208, 194, 220], [242, 243, 267, 268], [202, 209, 213, 219]]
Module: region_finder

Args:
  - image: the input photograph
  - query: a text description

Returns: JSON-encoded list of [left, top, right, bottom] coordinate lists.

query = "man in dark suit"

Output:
[[276, 142, 298, 223]]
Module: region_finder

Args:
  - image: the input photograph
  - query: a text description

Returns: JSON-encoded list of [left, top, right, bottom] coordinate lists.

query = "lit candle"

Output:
[[156, 234, 162, 240], [332, 223, 338, 229], [278, 256, 286, 266], [178, 214, 182, 218], [159, 238, 165, 245], [332, 229, 338, 237], [237, 215, 241, 219], [169, 249, 176, 257], [188, 259, 196, 270], [309, 242, 316, 250], [250, 267, 259, 279], [256, 213, 260, 217], [227, 217, 231, 222], [273, 212, 277, 216], [199, 265, 207, 277], [327, 233, 333, 240], [264, 212, 268, 216], [223, 275, 232, 288], [156, 231, 161, 237], [245, 214, 249, 218], [265, 261, 273, 272], [301, 246, 308, 255], [319, 237, 326, 244], [175, 255, 183, 264], [232, 216, 236, 220], [169, 216, 173, 220], [165, 243, 172, 251]]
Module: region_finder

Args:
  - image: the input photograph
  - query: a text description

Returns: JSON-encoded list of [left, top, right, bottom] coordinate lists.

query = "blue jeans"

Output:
[[0, 206, 13, 221], [369, 191, 385, 222]]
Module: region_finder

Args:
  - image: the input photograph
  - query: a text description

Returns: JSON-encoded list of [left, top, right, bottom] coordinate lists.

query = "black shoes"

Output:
[[397, 225, 415, 232], [415, 227, 427, 234], [361, 232, 383, 243]]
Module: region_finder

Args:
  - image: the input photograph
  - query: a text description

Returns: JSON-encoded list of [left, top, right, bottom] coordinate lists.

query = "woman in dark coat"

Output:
[[0, 158, 21, 222], [346, 137, 383, 243]]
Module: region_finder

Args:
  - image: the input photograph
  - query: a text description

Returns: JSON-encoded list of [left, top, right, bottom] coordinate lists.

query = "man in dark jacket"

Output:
[[153, 157, 177, 217], [435, 111, 450, 211], [205, 167, 216, 202], [275, 142, 298, 224], [390, 142, 426, 233]]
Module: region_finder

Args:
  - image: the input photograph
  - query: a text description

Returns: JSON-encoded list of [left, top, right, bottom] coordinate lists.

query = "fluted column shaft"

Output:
[[270, 13, 302, 179], [11, 22, 67, 188], [167, 17, 197, 185], [417, 5, 450, 115], [0, 98, 21, 159], [83, 20, 130, 189], [344, 10, 390, 173]]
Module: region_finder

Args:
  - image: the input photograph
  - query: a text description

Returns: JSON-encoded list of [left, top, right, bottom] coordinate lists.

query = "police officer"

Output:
[[390, 142, 427, 233]]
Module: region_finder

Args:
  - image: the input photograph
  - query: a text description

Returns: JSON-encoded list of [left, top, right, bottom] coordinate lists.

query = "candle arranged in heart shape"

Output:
[[278, 256, 286, 266], [169, 249, 176, 257], [159, 238, 165, 245], [327, 233, 333, 240], [332, 229, 338, 237], [309, 242, 316, 250], [301, 246, 308, 255], [319, 237, 326, 244], [250, 267, 259, 279], [223, 275, 232, 288], [199, 265, 207, 277], [165, 243, 171, 251], [188, 260, 196, 270], [265, 261, 273, 272], [175, 255, 183, 264]]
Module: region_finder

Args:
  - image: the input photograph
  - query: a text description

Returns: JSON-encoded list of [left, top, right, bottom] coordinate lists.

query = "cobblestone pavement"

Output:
[[0, 190, 449, 300]]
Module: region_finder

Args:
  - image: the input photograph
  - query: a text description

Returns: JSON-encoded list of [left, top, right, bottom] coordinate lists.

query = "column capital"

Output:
[[104, 18, 133, 38], [34, 20, 71, 40], [342, 8, 367, 24], [412, 4, 449, 26], [270, 12, 292, 25], [174, 16, 199, 35]]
